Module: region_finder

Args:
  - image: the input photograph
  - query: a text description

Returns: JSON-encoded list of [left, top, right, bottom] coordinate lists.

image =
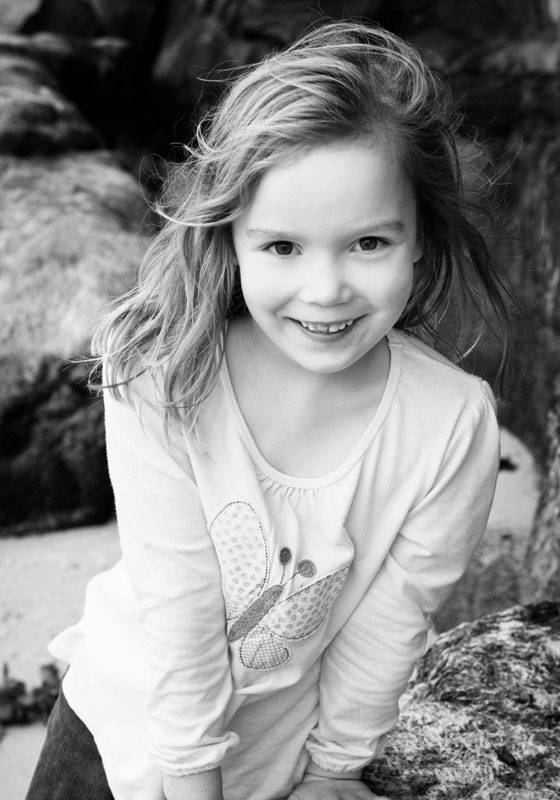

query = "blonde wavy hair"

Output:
[[93, 20, 510, 428]]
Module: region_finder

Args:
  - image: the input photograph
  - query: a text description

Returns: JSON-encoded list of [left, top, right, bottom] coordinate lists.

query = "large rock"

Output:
[[11, 3, 165, 149], [526, 378, 560, 601], [21, 0, 158, 47], [364, 603, 560, 799], [498, 129, 560, 463], [21, 0, 103, 37], [0, 152, 149, 535], [0, 36, 100, 154], [0, 0, 42, 33], [0, 32, 142, 152]]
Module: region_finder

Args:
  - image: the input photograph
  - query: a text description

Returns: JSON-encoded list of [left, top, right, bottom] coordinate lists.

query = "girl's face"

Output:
[[231, 137, 421, 380]]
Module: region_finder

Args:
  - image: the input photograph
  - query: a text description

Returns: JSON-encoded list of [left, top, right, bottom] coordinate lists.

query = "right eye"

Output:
[[267, 241, 294, 256]]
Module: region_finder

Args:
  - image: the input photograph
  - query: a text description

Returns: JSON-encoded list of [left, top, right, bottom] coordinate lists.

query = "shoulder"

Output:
[[102, 365, 165, 426], [102, 366, 196, 475], [389, 329, 496, 418], [385, 330, 498, 472], [383, 331, 500, 500]]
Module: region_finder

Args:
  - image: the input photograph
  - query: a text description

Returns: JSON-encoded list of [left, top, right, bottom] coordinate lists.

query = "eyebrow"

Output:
[[246, 221, 405, 238]]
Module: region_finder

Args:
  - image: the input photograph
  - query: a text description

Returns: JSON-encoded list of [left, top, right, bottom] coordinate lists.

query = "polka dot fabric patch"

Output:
[[210, 502, 269, 619], [266, 567, 349, 639], [209, 501, 351, 670]]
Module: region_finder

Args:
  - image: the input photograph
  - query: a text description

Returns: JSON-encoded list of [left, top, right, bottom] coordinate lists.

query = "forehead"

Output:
[[240, 137, 416, 233]]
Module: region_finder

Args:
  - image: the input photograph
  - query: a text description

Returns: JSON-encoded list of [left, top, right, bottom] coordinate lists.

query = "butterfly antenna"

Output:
[[279, 546, 292, 582]]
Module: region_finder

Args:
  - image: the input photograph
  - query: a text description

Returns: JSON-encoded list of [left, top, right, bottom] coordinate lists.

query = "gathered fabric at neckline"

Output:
[[220, 330, 403, 490]]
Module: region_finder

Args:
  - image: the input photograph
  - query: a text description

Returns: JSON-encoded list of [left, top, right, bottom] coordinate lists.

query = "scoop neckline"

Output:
[[220, 330, 403, 489]]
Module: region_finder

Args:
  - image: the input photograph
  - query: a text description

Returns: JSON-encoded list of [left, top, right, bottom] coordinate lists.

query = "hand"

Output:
[[162, 768, 223, 800], [287, 776, 389, 800]]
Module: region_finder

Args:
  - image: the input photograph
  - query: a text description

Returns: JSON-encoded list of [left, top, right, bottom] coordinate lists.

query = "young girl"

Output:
[[27, 21, 508, 800]]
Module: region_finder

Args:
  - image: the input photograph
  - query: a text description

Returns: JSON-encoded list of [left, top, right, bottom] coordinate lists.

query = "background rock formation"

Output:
[[527, 380, 560, 601], [0, 150, 148, 534]]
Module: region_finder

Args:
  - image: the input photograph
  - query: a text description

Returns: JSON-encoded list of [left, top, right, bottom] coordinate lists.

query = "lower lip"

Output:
[[290, 318, 360, 342]]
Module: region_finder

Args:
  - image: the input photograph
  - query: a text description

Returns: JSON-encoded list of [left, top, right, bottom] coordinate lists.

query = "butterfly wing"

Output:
[[239, 624, 290, 670], [209, 502, 270, 620], [265, 566, 350, 640]]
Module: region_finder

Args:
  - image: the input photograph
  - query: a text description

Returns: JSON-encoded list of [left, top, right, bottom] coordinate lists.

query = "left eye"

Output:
[[356, 237, 381, 251], [268, 241, 294, 256]]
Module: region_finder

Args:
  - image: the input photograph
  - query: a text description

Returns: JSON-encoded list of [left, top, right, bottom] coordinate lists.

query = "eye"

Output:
[[267, 241, 294, 256], [356, 236, 383, 252]]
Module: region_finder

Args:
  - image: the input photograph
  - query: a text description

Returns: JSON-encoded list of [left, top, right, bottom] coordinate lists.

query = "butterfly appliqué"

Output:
[[209, 501, 350, 670]]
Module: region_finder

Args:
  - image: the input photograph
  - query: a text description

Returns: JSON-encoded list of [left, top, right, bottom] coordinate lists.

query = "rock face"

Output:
[[0, 35, 101, 155], [363, 602, 560, 800], [0, 151, 148, 535], [0, 11, 152, 537], [507, 110, 560, 602], [0, 30, 143, 152], [526, 380, 560, 601], [0, 1, 42, 33]]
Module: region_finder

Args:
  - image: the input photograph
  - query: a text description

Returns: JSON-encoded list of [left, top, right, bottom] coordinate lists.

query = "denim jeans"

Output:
[[26, 689, 115, 800]]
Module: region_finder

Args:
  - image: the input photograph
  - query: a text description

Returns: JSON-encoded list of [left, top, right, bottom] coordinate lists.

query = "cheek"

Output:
[[389, 281, 414, 315], [368, 264, 414, 308], [239, 263, 285, 311], [401, 269, 415, 301]]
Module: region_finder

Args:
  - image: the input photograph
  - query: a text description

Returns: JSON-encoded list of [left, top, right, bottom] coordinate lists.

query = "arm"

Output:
[[103, 378, 237, 786], [304, 382, 500, 774]]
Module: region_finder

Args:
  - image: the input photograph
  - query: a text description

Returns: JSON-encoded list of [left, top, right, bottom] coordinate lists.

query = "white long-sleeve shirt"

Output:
[[49, 329, 500, 800]]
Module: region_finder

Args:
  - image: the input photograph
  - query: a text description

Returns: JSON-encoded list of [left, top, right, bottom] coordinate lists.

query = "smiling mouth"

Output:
[[294, 319, 357, 335]]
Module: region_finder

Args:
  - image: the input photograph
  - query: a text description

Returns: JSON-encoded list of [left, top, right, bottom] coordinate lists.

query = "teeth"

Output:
[[299, 319, 354, 334]]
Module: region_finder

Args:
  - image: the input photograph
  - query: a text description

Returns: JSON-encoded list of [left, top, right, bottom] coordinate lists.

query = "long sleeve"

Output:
[[104, 380, 238, 776], [306, 381, 500, 772]]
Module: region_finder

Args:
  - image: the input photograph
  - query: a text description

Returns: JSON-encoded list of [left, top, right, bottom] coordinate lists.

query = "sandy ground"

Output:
[[0, 429, 540, 799], [0, 523, 120, 798]]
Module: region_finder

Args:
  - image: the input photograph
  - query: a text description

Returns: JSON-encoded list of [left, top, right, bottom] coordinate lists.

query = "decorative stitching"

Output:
[[209, 502, 350, 670], [209, 501, 270, 620]]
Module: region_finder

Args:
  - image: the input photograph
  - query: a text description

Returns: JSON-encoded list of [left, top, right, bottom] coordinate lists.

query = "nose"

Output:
[[297, 253, 352, 306]]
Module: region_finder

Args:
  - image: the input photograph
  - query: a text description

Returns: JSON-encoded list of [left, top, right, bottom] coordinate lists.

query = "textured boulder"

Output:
[[526, 379, 560, 601], [0, 31, 142, 152], [498, 129, 560, 460], [0, 152, 149, 535], [0, 36, 100, 155], [21, 0, 158, 45], [0, 17, 150, 536], [0, 0, 42, 33], [364, 603, 560, 800]]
